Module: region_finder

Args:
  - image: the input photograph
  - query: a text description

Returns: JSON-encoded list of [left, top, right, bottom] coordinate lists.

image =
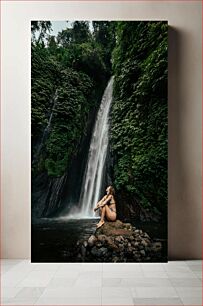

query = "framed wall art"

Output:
[[31, 20, 168, 263]]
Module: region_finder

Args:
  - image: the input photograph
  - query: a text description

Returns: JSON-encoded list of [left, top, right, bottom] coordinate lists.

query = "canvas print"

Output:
[[31, 21, 168, 262]]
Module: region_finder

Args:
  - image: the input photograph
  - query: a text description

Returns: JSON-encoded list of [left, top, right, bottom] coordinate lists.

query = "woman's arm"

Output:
[[96, 195, 107, 206], [99, 195, 112, 207], [93, 195, 111, 211], [94, 195, 108, 211]]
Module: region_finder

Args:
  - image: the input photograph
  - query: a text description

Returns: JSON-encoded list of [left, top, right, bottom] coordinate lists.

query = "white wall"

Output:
[[1, 1, 202, 259]]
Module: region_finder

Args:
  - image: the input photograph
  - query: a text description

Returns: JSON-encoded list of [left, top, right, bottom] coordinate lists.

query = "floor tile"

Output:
[[170, 277, 202, 287], [140, 264, 165, 272], [15, 287, 45, 298], [16, 271, 56, 287], [35, 297, 102, 305], [47, 277, 77, 288], [78, 270, 102, 278], [80, 263, 102, 271], [132, 286, 179, 298], [2, 296, 39, 305], [1, 259, 202, 306], [31, 263, 60, 271], [133, 297, 183, 305], [180, 296, 202, 305], [102, 263, 142, 273], [56, 263, 83, 271], [102, 297, 134, 305], [41, 286, 101, 298], [164, 265, 193, 272], [189, 264, 202, 272], [74, 277, 102, 287], [54, 269, 80, 278], [185, 260, 202, 265], [193, 271, 202, 279], [103, 270, 144, 278], [2, 269, 33, 287], [2, 286, 23, 299], [1, 299, 10, 305], [1, 265, 15, 274], [142, 271, 169, 278], [122, 277, 172, 287], [102, 278, 123, 287], [175, 286, 202, 298], [1, 259, 25, 265], [166, 271, 197, 278], [102, 286, 132, 298]]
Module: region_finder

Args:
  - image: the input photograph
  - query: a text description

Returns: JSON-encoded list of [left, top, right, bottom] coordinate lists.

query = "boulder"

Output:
[[75, 219, 163, 262], [88, 235, 97, 247]]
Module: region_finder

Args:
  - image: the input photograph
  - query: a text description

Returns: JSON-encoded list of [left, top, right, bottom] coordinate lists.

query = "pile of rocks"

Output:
[[75, 220, 163, 262]]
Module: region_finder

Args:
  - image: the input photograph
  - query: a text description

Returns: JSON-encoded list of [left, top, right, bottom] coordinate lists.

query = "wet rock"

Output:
[[151, 242, 162, 252], [118, 244, 124, 251], [112, 256, 119, 263], [95, 241, 103, 248], [141, 239, 149, 247], [88, 235, 97, 246], [105, 237, 118, 251], [143, 233, 150, 239], [81, 245, 86, 257], [97, 234, 106, 241], [76, 219, 163, 262], [95, 220, 132, 236], [91, 246, 108, 257], [83, 241, 88, 248], [128, 246, 133, 253], [91, 246, 99, 257], [115, 236, 124, 243]]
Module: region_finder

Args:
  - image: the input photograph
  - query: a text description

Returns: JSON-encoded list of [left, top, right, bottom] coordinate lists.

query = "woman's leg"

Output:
[[96, 206, 106, 228], [105, 205, 117, 221], [96, 205, 116, 228]]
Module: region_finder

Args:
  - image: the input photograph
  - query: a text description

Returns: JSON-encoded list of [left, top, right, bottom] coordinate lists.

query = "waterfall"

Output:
[[64, 77, 113, 219], [32, 89, 58, 166], [42, 173, 67, 217], [78, 77, 114, 217]]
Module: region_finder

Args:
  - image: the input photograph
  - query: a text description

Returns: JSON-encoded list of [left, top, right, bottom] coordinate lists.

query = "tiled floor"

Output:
[[1, 260, 202, 305]]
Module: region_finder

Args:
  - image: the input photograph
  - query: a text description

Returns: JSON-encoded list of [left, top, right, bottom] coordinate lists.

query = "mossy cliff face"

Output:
[[110, 21, 168, 220], [75, 220, 164, 262]]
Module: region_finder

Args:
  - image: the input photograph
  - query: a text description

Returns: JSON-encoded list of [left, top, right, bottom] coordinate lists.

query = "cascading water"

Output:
[[32, 89, 58, 166], [66, 77, 114, 219], [79, 76, 114, 217]]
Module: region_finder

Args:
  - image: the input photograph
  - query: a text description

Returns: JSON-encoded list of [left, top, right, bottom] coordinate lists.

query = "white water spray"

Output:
[[74, 77, 114, 218]]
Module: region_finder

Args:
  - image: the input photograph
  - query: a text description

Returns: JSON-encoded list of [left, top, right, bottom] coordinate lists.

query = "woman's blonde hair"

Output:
[[108, 185, 115, 195]]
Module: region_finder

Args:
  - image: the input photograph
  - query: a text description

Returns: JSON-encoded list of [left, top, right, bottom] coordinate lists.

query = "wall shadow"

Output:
[[168, 26, 201, 259]]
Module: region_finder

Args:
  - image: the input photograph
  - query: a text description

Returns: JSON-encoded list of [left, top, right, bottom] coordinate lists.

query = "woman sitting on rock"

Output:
[[93, 185, 117, 228]]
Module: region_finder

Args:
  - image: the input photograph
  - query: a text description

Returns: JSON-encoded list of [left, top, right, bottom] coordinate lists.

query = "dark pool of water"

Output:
[[31, 217, 167, 262]]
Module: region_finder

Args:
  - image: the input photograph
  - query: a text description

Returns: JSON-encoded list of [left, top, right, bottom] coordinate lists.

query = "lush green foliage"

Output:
[[110, 21, 168, 215], [43, 70, 93, 176], [31, 21, 115, 177]]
